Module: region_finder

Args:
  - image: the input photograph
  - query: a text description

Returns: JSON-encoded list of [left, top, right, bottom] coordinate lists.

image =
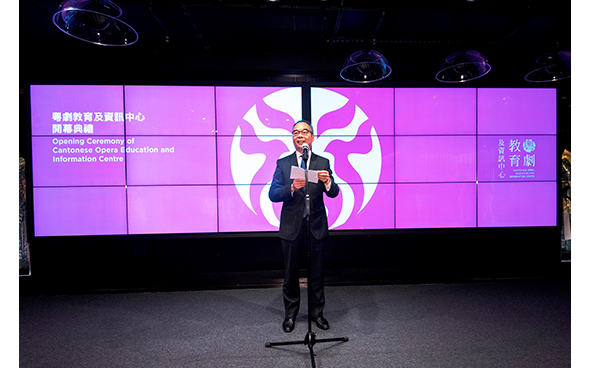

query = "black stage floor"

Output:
[[20, 279, 570, 368]]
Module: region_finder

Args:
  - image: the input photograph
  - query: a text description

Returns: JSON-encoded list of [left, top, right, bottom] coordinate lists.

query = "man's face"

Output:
[[292, 121, 315, 153]]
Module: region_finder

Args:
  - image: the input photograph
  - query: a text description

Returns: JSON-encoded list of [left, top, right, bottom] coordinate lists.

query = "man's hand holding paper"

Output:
[[317, 170, 331, 185]]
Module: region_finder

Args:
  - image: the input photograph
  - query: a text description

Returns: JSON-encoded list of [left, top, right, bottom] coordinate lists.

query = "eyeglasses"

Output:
[[292, 129, 312, 136]]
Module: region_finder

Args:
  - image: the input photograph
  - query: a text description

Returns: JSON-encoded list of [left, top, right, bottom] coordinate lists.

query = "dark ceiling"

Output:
[[20, 0, 571, 85]]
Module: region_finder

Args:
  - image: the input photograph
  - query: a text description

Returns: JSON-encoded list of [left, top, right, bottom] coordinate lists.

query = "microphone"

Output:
[[301, 143, 309, 161]]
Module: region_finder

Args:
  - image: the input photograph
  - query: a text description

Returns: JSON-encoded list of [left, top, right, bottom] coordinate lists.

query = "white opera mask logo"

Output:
[[230, 87, 382, 229]]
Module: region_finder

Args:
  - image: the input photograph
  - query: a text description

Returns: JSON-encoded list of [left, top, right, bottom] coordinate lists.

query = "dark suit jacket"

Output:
[[269, 151, 339, 241]]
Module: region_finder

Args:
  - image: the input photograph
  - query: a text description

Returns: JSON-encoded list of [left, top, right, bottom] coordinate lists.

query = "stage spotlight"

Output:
[[525, 51, 571, 83], [340, 50, 392, 83], [435, 50, 491, 83], [52, 0, 138, 46]]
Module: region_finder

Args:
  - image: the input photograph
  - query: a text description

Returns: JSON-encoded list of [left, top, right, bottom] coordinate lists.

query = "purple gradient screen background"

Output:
[[30, 85, 557, 236]]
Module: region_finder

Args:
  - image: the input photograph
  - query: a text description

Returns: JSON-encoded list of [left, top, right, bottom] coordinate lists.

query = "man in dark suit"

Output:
[[269, 120, 340, 333]]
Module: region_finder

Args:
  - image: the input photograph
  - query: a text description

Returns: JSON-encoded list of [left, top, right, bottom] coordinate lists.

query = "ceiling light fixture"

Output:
[[52, 0, 138, 46], [525, 51, 571, 83], [435, 50, 491, 83], [340, 49, 392, 83]]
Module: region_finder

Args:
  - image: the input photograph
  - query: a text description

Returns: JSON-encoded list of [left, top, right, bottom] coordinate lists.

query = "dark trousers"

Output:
[[281, 221, 325, 320]]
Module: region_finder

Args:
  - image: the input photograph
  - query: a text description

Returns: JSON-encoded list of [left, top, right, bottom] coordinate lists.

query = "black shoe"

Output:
[[282, 318, 295, 333], [315, 316, 329, 330]]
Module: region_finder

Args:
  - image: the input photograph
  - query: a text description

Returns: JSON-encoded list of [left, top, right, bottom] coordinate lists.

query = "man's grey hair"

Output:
[[292, 120, 314, 134]]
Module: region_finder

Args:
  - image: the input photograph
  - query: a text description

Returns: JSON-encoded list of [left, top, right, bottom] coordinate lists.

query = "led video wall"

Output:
[[30, 85, 557, 236]]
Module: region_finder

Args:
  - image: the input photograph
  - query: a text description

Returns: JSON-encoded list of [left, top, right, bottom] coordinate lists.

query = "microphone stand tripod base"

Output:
[[265, 329, 349, 367]]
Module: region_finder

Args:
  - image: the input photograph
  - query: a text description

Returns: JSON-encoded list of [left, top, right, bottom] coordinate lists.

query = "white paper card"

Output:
[[290, 166, 319, 183]]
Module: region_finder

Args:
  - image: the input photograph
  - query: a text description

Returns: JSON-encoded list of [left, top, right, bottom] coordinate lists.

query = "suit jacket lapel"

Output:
[[308, 152, 318, 170], [289, 152, 298, 166]]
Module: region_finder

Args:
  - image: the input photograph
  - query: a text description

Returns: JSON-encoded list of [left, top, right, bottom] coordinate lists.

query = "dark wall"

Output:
[[20, 226, 566, 296]]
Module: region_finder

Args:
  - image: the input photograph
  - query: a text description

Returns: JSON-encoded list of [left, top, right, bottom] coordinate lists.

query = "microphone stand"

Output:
[[265, 150, 349, 368]]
